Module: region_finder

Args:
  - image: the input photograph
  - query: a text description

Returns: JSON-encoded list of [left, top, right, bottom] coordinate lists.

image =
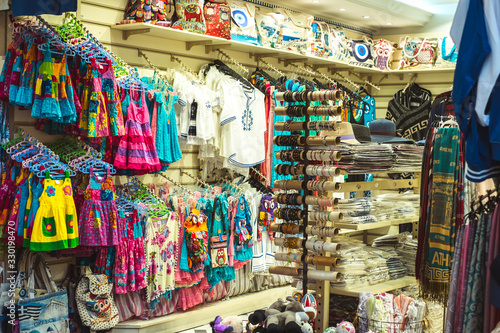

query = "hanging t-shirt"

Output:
[[220, 82, 266, 167], [12, 0, 77, 16]]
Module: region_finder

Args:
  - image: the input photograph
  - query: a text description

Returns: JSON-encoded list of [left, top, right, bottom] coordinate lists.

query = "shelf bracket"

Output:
[[252, 52, 280, 62], [123, 28, 151, 40], [278, 58, 308, 66], [185, 40, 213, 51], [205, 44, 232, 54]]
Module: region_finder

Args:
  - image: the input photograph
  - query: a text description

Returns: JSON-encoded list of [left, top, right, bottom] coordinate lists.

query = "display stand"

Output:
[[267, 91, 422, 331], [268, 90, 343, 330]]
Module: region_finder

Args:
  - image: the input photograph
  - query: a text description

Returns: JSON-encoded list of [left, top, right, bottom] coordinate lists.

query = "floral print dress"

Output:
[[145, 211, 180, 310]]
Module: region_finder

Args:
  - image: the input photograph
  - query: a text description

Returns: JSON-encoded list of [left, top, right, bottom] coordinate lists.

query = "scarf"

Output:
[[420, 127, 460, 302]]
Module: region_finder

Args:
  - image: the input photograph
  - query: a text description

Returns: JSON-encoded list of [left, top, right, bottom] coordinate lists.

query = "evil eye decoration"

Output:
[[352, 41, 371, 63], [232, 9, 249, 28]]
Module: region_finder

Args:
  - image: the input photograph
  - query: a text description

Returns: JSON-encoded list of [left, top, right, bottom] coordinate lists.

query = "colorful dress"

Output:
[[145, 211, 180, 309], [31, 46, 77, 123], [30, 177, 79, 251], [78, 169, 119, 246], [114, 88, 161, 174]]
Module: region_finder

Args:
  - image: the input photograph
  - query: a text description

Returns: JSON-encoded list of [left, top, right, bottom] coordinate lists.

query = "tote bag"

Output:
[[373, 39, 395, 70], [18, 251, 70, 333], [171, 0, 206, 34], [399, 36, 438, 69], [255, 7, 283, 48], [229, 0, 259, 45], [275, 9, 313, 54], [204, 1, 231, 39], [435, 36, 458, 68], [349, 37, 375, 68]]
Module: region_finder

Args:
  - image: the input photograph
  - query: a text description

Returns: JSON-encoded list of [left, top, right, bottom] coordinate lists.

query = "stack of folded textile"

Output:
[[392, 145, 424, 171]]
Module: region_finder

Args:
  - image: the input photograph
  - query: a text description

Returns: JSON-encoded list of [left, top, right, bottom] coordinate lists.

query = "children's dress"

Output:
[[30, 177, 79, 251], [114, 88, 162, 174], [78, 169, 120, 246], [31, 47, 77, 123]]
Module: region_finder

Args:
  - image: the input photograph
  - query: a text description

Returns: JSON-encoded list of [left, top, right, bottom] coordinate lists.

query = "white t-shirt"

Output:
[[220, 83, 266, 167]]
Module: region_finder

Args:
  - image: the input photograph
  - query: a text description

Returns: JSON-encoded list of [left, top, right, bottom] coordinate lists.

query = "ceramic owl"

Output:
[[374, 39, 394, 70]]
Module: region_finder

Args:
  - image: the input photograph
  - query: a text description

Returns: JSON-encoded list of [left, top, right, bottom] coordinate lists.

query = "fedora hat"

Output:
[[369, 119, 414, 144], [351, 124, 372, 143]]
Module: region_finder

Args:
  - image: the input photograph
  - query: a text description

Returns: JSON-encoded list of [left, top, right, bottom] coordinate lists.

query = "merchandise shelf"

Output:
[[112, 23, 455, 75], [335, 217, 419, 231], [112, 286, 292, 333], [329, 276, 417, 297]]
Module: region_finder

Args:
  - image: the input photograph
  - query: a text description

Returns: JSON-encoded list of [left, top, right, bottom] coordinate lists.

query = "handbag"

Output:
[[17, 251, 70, 333], [307, 22, 327, 57], [255, 7, 283, 48], [76, 267, 119, 331], [171, 0, 206, 34], [435, 36, 458, 68], [204, 1, 231, 39], [275, 9, 313, 54], [373, 39, 395, 70], [349, 37, 375, 68], [14, 250, 49, 302], [399, 36, 438, 69], [229, 0, 259, 45], [210, 197, 229, 268]]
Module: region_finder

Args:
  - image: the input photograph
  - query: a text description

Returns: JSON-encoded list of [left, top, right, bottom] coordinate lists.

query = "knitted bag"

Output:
[[76, 269, 119, 331]]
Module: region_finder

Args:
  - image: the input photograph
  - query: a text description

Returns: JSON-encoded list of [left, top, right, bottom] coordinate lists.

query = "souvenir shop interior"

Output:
[[0, 0, 497, 332]]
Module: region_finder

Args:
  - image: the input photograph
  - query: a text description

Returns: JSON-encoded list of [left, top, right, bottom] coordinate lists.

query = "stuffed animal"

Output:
[[266, 300, 309, 333], [300, 321, 313, 333], [211, 316, 233, 333], [335, 321, 356, 333], [222, 316, 243, 333]]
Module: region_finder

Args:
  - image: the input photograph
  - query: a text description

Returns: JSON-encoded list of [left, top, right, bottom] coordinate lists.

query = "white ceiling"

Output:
[[271, 0, 458, 30]]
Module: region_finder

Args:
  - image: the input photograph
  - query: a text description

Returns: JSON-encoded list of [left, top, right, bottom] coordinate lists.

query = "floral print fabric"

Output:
[[145, 211, 180, 310]]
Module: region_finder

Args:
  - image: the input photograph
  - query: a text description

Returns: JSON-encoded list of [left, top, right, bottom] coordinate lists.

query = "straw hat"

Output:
[[321, 122, 360, 144]]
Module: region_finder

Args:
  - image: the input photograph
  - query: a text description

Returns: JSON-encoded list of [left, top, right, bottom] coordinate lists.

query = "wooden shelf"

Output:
[[338, 178, 418, 192], [112, 23, 455, 75], [336, 217, 418, 231], [330, 276, 416, 297], [112, 286, 292, 333], [339, 169, 422, 175]]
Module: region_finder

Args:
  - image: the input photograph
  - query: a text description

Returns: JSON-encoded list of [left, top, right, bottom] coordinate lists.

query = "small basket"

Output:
[[357, 316, 426, 333]]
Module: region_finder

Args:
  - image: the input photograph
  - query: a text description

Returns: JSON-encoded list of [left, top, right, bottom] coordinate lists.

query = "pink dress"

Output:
[[114, 88, 161, 174]]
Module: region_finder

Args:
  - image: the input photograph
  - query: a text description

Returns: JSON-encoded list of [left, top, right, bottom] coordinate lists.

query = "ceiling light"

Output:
[[363, 15, 370, 18], [339, 8, 346, 11], [386, 22, 393, 25], [313, 0, 319, 3]]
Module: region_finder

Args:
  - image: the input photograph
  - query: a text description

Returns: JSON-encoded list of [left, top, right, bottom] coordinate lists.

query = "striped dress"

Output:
[[114, 88, 161, 174]]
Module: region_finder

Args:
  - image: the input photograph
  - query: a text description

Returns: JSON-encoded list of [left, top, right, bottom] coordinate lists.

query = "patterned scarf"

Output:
[[421, 127, 461, 303]]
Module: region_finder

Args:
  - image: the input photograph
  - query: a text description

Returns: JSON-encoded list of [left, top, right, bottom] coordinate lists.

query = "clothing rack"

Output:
[[259, 59, 285, 77], [250, 167, 269, 183], [138, 49, 172, 88], [62, 13, 132, 76], [170, 55, 205, 85], [333, 72, 360, 90], [157, 172, 195, 195], [180, 170, 214, 190], [306, 65, 337, 87], [216, 49, 250, 75], [287, 63, 316, 78]]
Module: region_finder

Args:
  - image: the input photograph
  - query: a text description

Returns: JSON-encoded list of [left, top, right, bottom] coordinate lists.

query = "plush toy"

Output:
[[211, 316, 233, 333], [301, 293, 318, 320], [300, 321, 313, 333], [249, 309, 267, 325], [335, 321, 356, 333], [266, 300, 309, 333], [221, 316, 243, 333]]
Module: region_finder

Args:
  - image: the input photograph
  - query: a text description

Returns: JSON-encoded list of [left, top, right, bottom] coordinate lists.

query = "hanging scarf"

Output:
[[420, 127, 460, 302]]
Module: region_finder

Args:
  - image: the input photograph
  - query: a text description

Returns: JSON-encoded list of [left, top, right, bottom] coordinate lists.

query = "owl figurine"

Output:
[[374, 39, 394, 71]]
